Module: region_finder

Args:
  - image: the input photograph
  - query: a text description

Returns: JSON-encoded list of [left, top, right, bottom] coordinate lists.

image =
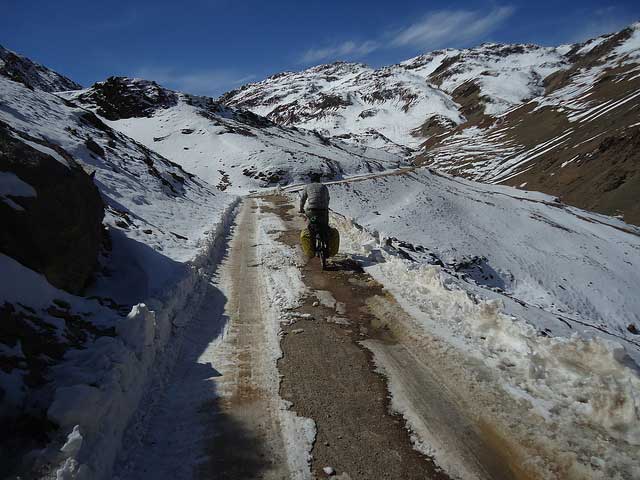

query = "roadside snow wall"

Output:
[[46, 199, 239, 480], [334, 213, 640, 479]]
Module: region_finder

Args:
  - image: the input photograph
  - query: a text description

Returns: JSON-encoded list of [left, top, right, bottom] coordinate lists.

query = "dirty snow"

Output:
[[253, 199, 316, 478], [325, 168, 640, 478]]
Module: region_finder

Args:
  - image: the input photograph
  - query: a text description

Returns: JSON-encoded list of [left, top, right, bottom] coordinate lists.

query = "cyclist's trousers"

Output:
[[305, 208, 329, 227]]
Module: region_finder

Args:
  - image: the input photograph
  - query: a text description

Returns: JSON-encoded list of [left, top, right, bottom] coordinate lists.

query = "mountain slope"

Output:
[[220, 61, 464, 155], [401, 42, 568, 119], [220, 44, 568, 154], [63, 77, 405, 194], [221, 22, 639, 223], [0, 73, 237, 477], [419, 23, 640, 224], [0, 44, 81, 92]]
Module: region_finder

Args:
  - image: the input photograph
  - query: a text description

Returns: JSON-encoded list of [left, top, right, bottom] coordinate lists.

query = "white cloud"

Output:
[[391, 6, 515, 49], [300, 40, 380, 64], [133, 67, 256, 96], [298, 6, 515, 64]]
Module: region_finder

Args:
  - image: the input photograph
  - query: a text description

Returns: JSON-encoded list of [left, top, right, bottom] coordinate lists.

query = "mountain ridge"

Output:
[[62, 76, 405, 193]]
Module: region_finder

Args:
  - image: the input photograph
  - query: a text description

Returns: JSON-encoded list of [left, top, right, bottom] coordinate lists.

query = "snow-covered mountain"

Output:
[[63, 77, 405, 193], [401, 43, 568, 117], [220, 44, 567, 154], [0, 44, 81, 92], [221, 22, 640, 224], [220, 61, 464, 155]]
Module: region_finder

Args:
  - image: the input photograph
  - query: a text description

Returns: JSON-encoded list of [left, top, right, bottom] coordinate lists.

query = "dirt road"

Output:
[[265, 195, 528, 480], [116, 194, 530, 480]]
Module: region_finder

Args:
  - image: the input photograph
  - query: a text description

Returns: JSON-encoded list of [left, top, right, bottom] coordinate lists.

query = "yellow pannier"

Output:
[[300, 227, 340, 258]]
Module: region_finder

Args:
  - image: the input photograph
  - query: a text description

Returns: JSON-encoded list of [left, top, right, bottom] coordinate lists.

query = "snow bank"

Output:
[[328, 170, 640, 344], [369, 256, 640, 444], [46, 198, 239, 479], [330, 178, 640, 476]]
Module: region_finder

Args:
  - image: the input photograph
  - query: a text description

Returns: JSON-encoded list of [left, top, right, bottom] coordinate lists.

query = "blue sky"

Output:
[[2, 0, 639, 96]]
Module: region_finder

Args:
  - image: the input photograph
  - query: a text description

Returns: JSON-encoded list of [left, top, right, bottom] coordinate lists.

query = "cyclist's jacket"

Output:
[[300, 183, 330, 212]]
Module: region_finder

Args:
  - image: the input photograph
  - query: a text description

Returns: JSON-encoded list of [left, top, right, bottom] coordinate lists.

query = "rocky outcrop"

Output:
[[0, 123, 104, 294], [73, 76, 179, 120]]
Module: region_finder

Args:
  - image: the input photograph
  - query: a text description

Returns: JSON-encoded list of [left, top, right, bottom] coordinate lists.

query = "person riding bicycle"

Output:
[[299, 175, 330, 233]]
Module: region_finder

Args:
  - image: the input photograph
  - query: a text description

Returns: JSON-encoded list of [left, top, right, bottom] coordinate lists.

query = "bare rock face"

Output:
[[73, 76, 179, 120], [0, 123, 104, 294]]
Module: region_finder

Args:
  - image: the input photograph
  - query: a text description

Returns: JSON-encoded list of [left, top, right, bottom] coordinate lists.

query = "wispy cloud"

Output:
[[133, 67, 256, 96], [300, 40, 380, 64], [391, 6, 515, 49], [298, 5, 515, 64]]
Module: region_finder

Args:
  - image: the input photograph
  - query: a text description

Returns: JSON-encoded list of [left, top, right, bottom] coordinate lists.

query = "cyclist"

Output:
[[299, 175, 330, 231]]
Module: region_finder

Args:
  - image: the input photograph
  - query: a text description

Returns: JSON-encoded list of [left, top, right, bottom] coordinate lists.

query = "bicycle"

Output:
[[306, 214, 329, 270]]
